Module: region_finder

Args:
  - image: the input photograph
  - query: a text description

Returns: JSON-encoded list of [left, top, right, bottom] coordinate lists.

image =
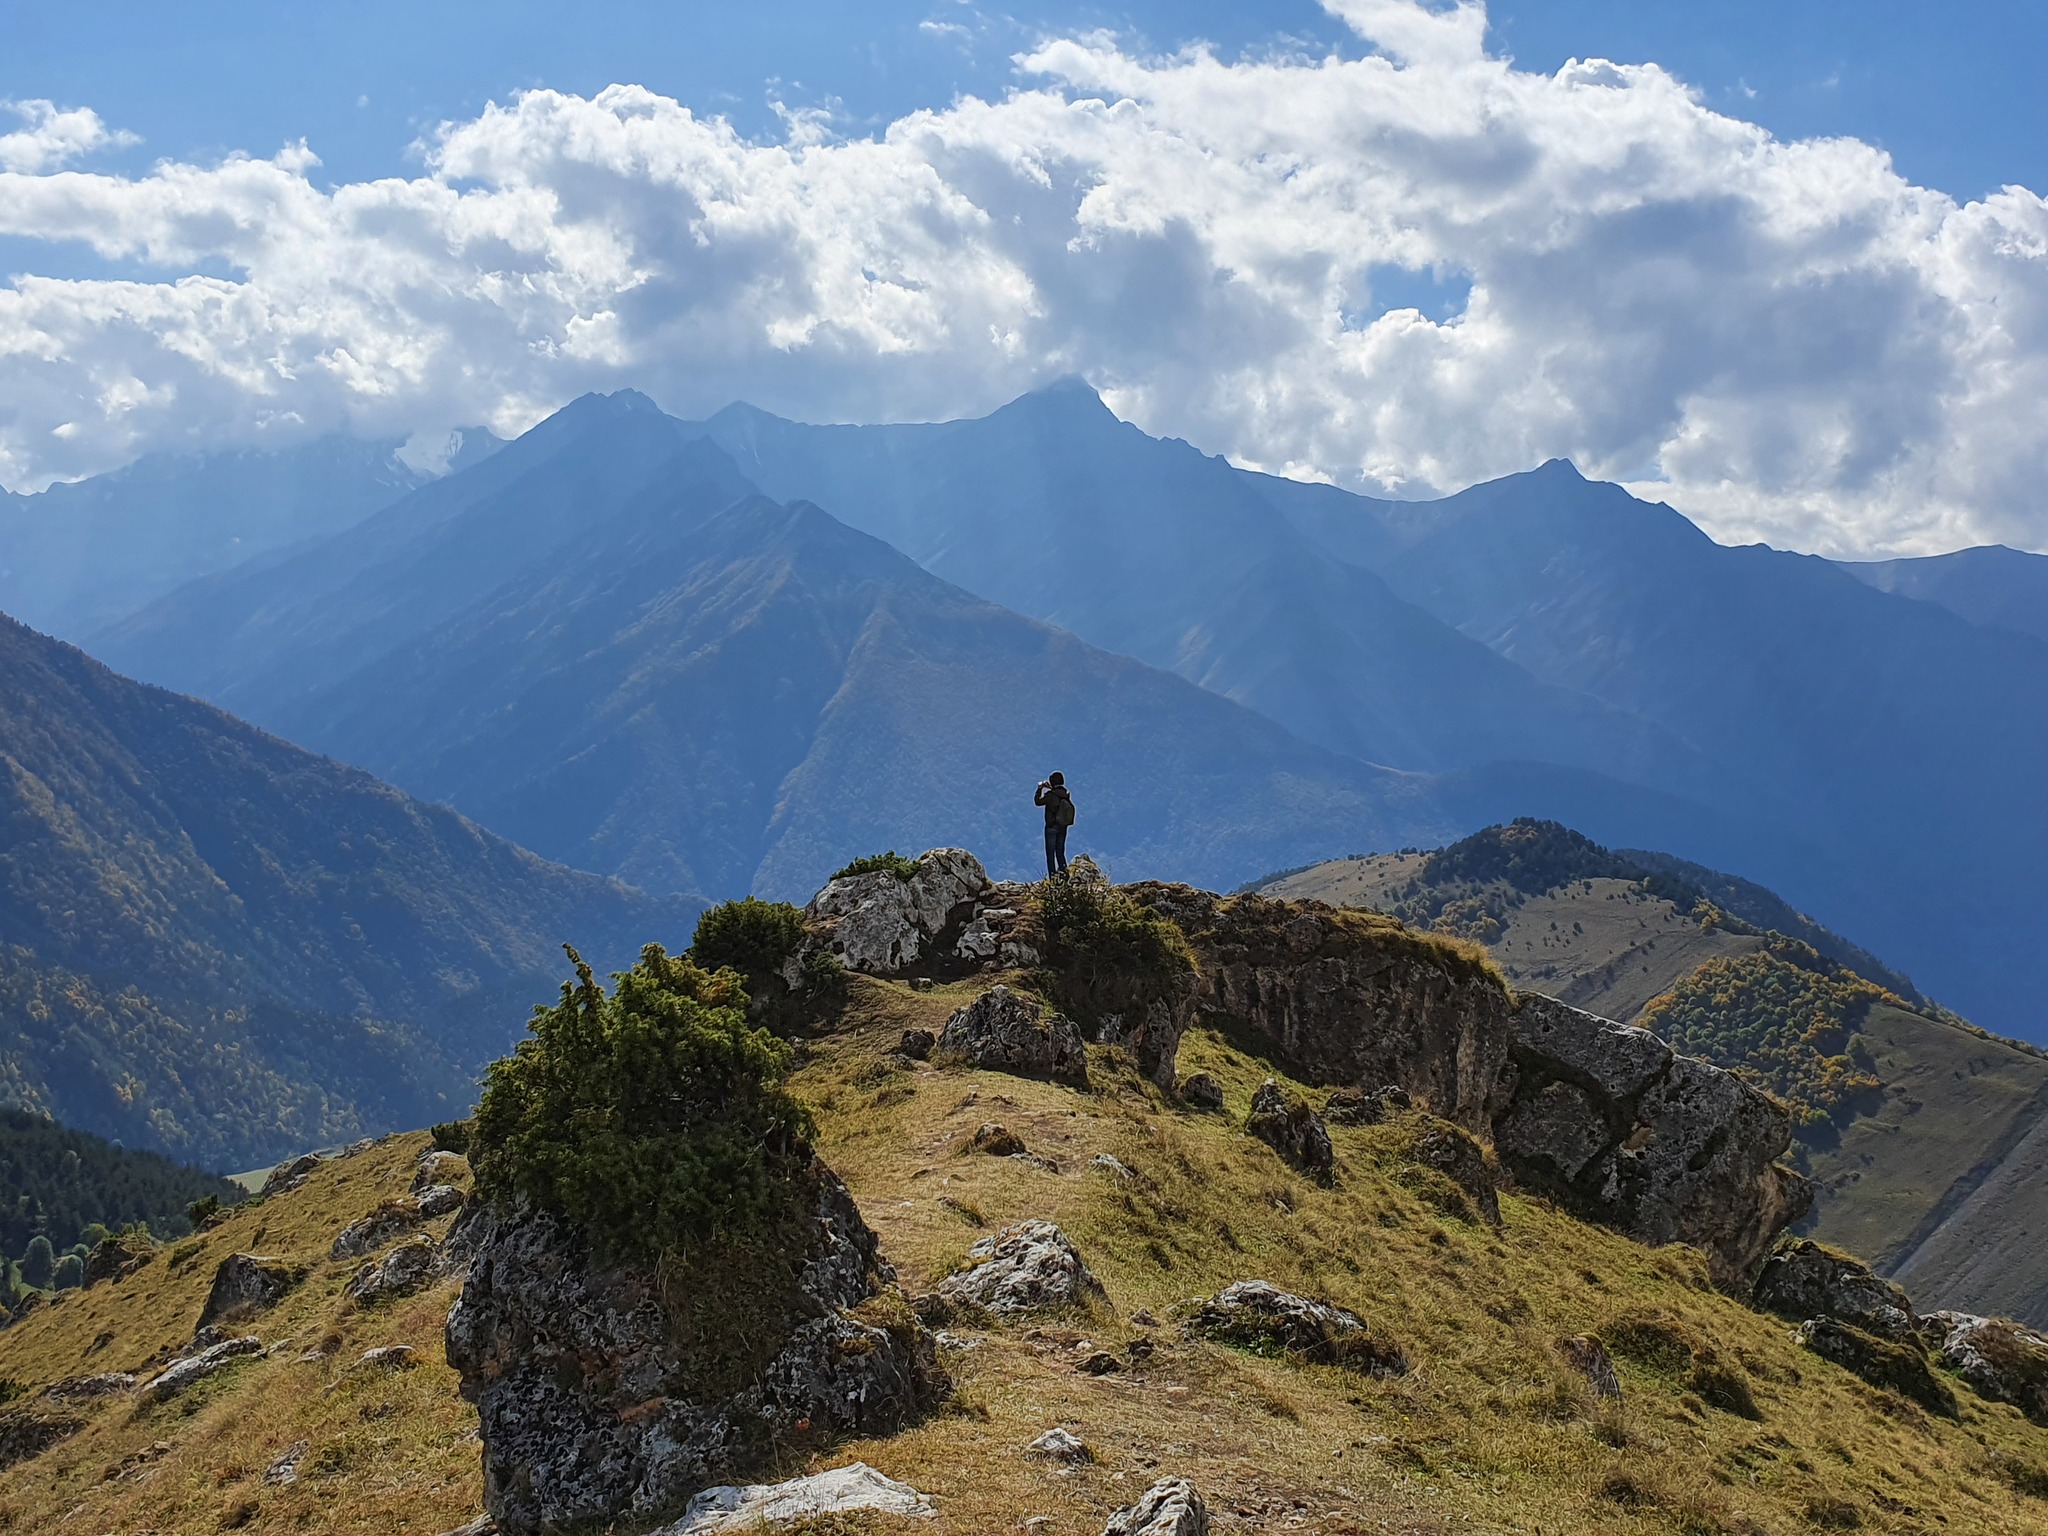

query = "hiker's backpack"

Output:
[[1056, 793, 1077, 828]]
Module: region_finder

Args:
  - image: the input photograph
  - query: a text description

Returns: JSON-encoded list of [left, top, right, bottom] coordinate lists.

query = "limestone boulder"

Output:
[[660, 1462, 935, 1533], [42, 1372, 136, 1403], [1323, 1085, 1410, 1125], [1126, 885, 1514, 1132], [0, 1407, 83, 1472], [1102, 1477, 1210, 1536], [82, 1234, 152, 1289], [198, 1254, 303, 1329], [347, 1235, 439, 1305], [1245, 1080, 1334, 1182], [805, 848, 993, 976], [445, 1157, 947, 1536], [1176, 1073, 1225, 1111], [1753, 1239, 1918, 1341], [938, 1220, 1106, 1318], [1921, 1312, 2048, 1423], [1408, 1119, 1499, 1225], [144, 1336, 263, 1402], [1491, 995, 1810, 1286], [938, 986, 1088, 1087], [412, 1150, 468, 1193], [1184, 1280, 1406, 1375], [333, 1190, 458, 1259], [262, 1152, 325, 1196]]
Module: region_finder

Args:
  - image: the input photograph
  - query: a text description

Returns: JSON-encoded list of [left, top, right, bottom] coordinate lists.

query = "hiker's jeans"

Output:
[[1045, 823, 1069, 876]]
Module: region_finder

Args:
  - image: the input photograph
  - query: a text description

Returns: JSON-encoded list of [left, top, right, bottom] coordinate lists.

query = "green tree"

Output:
[[19, 1235, 54, 1289], [471, 944, 815, 1269], [690, 898, 844, 1033], [51, 1252, 83, 1290]]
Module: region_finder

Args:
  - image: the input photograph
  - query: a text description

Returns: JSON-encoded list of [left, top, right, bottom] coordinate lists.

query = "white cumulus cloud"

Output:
[[1, 3, 2045, 556], [0, 99, 138, 173]]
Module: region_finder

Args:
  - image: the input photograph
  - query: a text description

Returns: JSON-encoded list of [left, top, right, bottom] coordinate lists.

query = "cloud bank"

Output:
[[3, 2, 2046, 556]]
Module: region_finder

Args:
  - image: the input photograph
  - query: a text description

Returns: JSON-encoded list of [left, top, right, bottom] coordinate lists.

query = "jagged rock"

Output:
[[198, 1253, 303, 1329], [805, 848, 993, 976], [938, 986, 1088, 1086], [1753, 1239, 1917, 1341], [1557, 1336, 1621, 1399], [332, 1193, 455, 1259], [898, 1028, 936, 1061], [82, 1234, 152, 1288], [1184, 1280, 1407, 1375], [347, 1235, 439, 1305], [1176, 1073, 1225, 1111], [1102, 1477, 1209, 1536], [1127, 885, 1513, 1131], [0, 1407, 83, 1471], [969, 1123, 1028, 1157], [446, 1158, 947, 1536], [415, 1183, 466, 1218], [1324, 1085, 1411, 1125], [1027, 1426, 1094, 1463], [262, 1152, 326, 1196], [143, 1336, 263, 1401], [938, 1220, 1106, 1317], [1491, 995, 1810, 1286], [1407, 1119, 1499, 1225], [1794, 1317, 1957, 1416], [661, 1462, 936, 1532], [356, 1344, 419, 1371], [412, 1150, 468, 1192], [1091, 1153, 1135, 1181], [42, 1371, 136, 1403], [1245, 1080, 1334, 1182], [1921, 1312, 2048, 1423]]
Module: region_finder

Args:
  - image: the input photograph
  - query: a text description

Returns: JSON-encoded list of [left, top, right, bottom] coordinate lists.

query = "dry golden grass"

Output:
[[1, 972, 2044, 1535]]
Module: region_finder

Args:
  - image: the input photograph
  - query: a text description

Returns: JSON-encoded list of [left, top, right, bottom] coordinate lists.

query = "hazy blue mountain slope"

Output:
[[0, 613, 691, 1165], [288, 487, 1485, 899], [0, 430, 498, 642], [93, 393, 708, 717], [690, 384, 1710, 794], [1838, 544, 2048, 645], [1350, 462, 2048, 1033]]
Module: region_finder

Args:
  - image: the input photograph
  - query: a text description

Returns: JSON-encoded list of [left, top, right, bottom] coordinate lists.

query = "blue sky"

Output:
[[2, 1, 2045, 556], [5, 1, 2041, 199]]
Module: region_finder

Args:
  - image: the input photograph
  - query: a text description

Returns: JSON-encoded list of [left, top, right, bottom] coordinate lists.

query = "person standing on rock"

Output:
[[1035, 771, 1076, 877]]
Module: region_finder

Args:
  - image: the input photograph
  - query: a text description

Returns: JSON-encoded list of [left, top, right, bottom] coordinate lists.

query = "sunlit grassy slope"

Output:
[[3, 974, 2045, 1535]]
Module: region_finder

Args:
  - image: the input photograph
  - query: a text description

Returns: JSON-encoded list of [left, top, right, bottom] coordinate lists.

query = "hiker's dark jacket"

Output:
[[1035, 783, 1074, 826]]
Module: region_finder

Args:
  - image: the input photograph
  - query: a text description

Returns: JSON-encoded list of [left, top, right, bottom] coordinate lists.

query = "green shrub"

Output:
[[690, 897, 844, 1033], [186, 1194, 221, 1229], [19, 1235, 53, 1289], [831, 851, 921, 883], [1039, 868, 1195, 1030], [471, 944, 816, 1269], [51, 1252, 83, 1290], [430, 1119, 473, 1156]]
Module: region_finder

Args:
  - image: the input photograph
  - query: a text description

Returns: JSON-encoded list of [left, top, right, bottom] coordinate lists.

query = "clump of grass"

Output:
[[832, 852, 921, 883]]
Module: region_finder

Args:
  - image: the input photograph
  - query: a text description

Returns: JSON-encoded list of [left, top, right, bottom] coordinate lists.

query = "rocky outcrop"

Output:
[[804, 849, 1020, 977], [263, 1151, 326, 1196], [1027, 1427, 1094, 1463], [1102, 1477, 1210, 1536], [1324, 1085, 1410, 1125], [332, 1188, 460, 1259], [198, 1253, 303, 1328], [1126, 886, 1513, 1131], [661, 1463, 936, 1532], [0, 1407, 83, 1472], [82, 1234, 152, 1288], [1794, 1318, 1957, 1417], [937, 1221, 1106, 1317], [143, 1336, 263, 1402], [1184, 1281, 1406, 1375], [1921, 1312, 2048, 1423], [445, 1158, 946, 1536], [1245, 1080, 1334, 1181], [347, 1235, 439, 1305], [1176, 1073, 1224, 1111], [1491, 995, 1810, 1286], [43, 1372, 136, 1403], [412, 1150, 468, 1193], [1753, 1240, 1917, 1341], [937, 986, 1088, 1086]]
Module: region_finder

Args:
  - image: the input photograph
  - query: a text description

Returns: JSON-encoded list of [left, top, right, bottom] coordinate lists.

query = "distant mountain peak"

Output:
[[1532, 457, 1587, 480]]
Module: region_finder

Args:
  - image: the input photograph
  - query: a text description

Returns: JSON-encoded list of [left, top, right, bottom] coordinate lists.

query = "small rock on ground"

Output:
[[661, 1462, 936, 1532], [143, 1336, 263, 1402], [939, 1220, 1107, 1317], [1027, 1427, 1094, 1463], [1176, 1073, 1225, 1110], [1102, 1477, 1209, 1536], [970, 1123, 1028, 1157]]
